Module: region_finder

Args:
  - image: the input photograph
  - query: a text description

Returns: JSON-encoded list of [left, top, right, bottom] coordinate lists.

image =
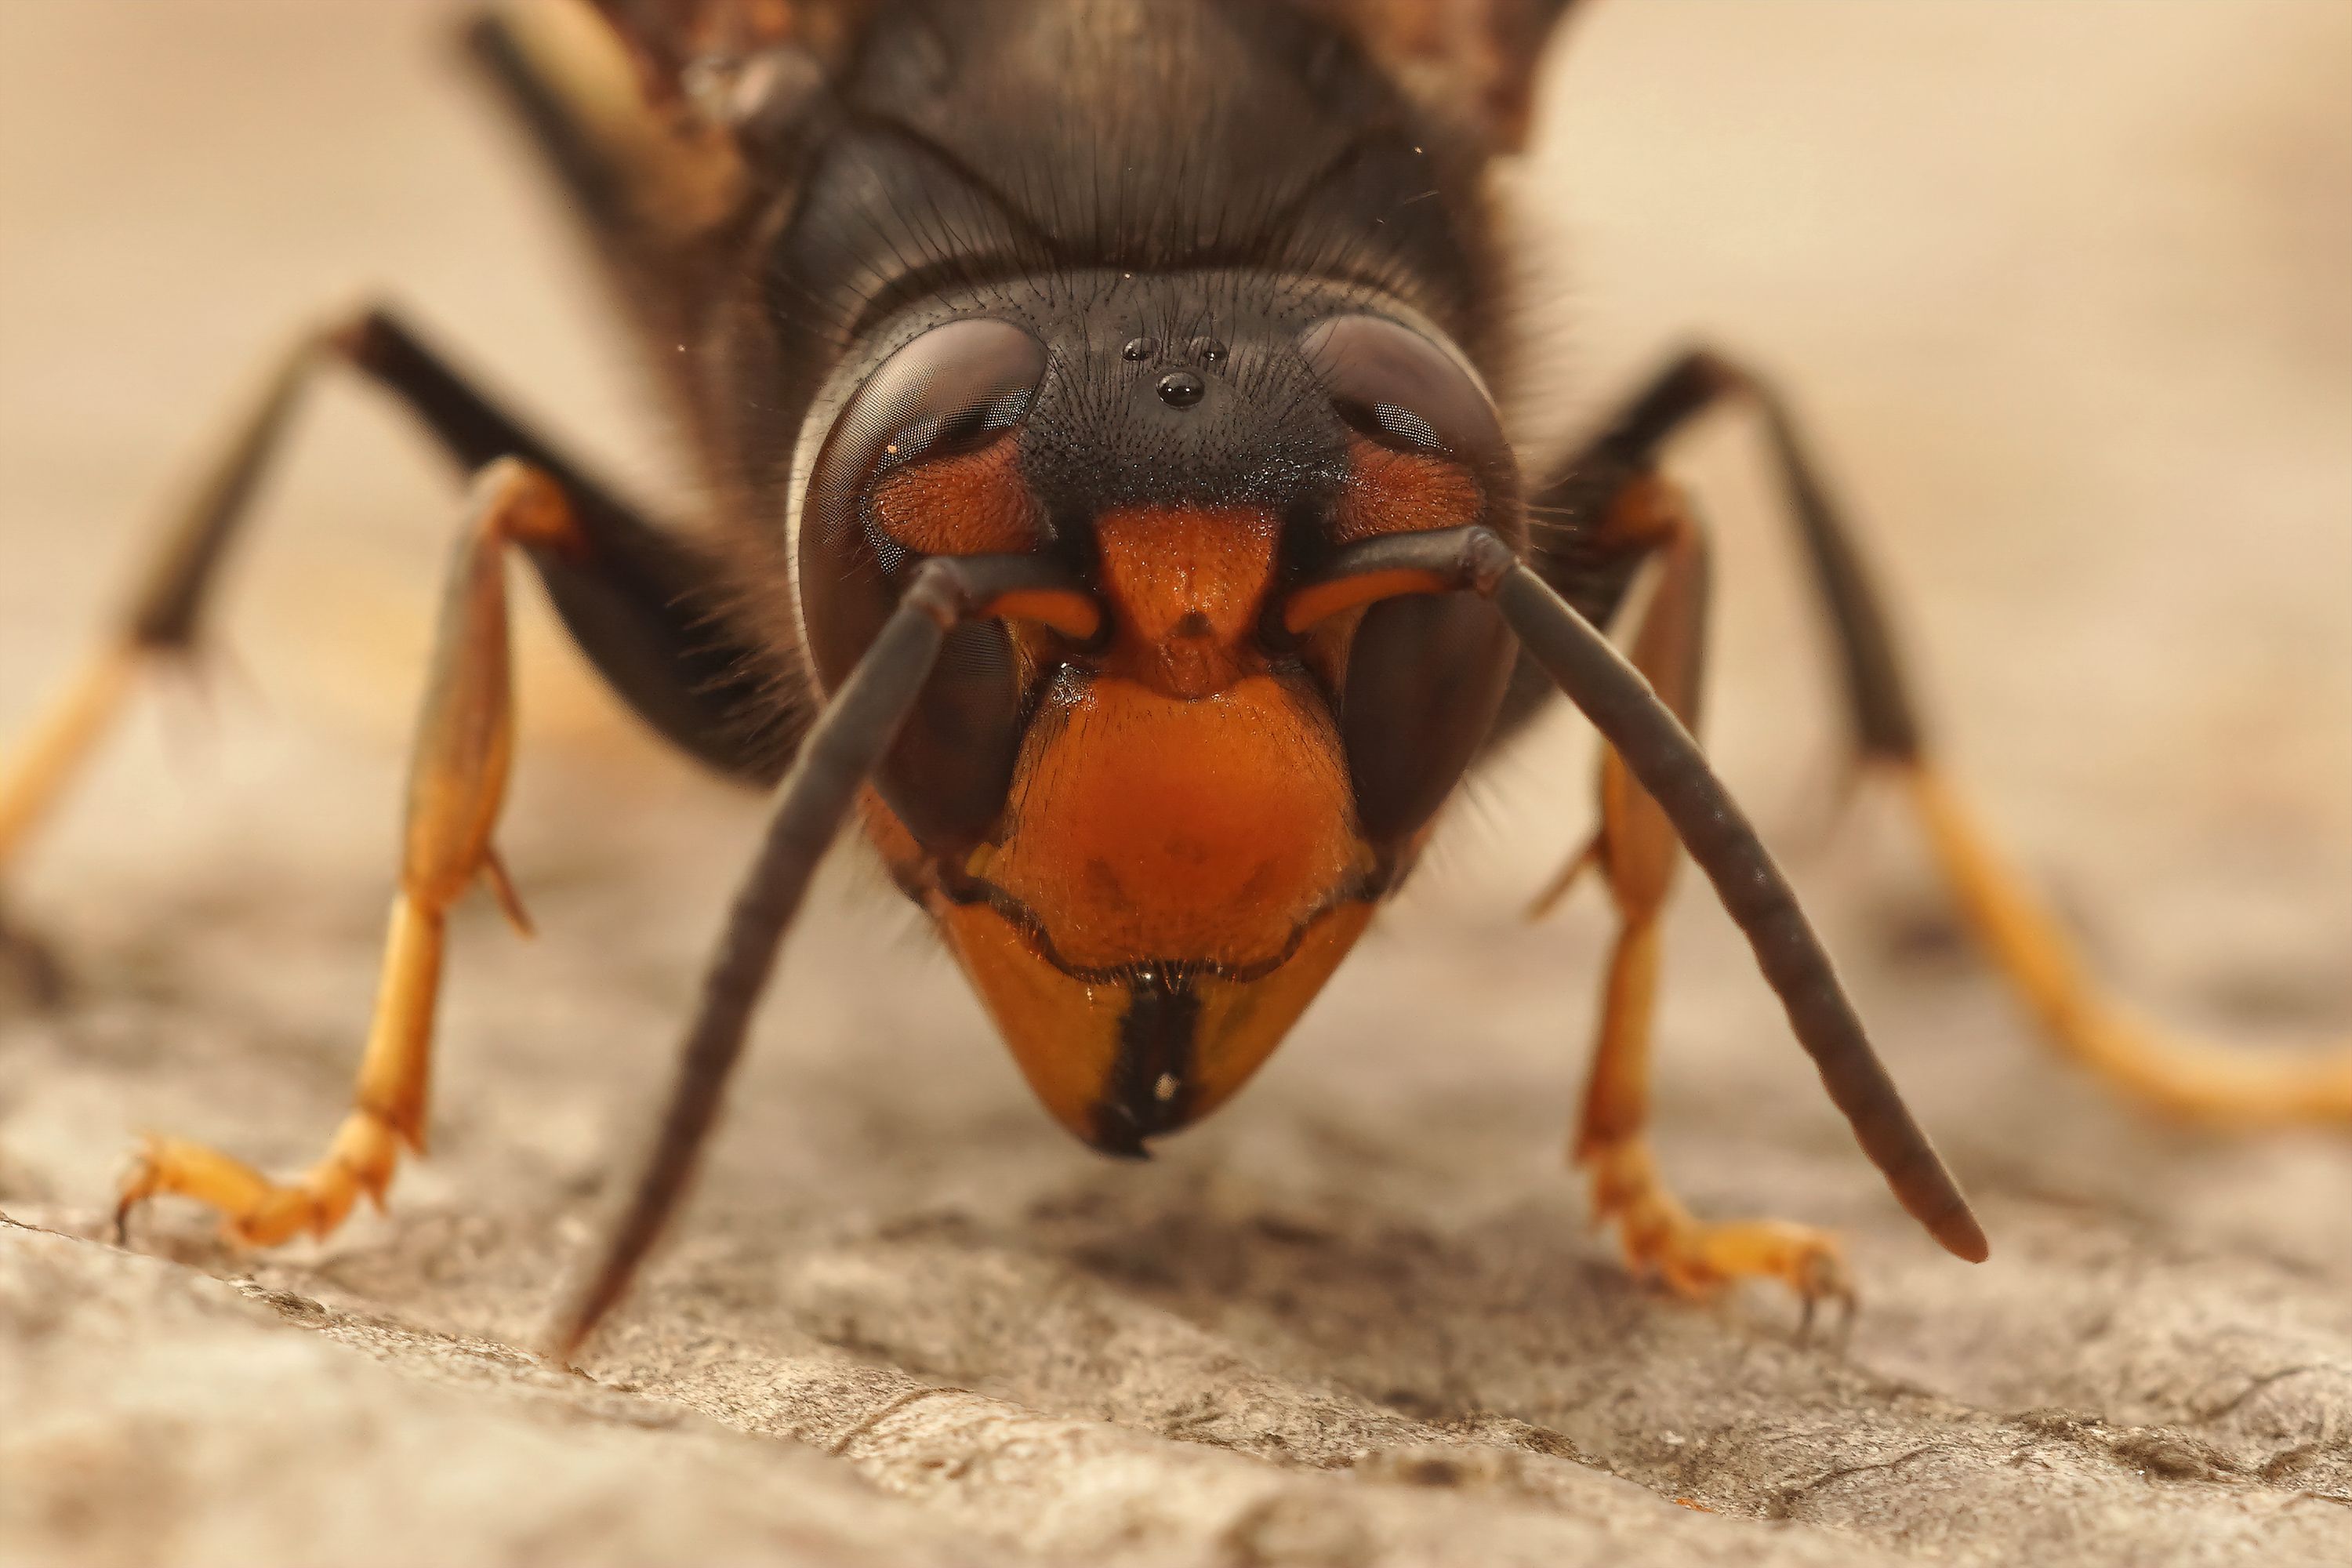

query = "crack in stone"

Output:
[[2187, 1364, 2337, 1425], [1765, 1444, 1938, 1520]]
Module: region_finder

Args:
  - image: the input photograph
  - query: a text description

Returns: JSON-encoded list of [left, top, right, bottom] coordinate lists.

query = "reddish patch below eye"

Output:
[[866, 437, 1045, 555], [1331, 434, 1483, 543]]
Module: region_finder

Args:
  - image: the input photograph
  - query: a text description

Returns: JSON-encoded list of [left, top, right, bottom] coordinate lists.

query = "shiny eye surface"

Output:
[[798, 317, 1051, 851], [1299, 313, 1507, 467], [802, 316, 1048, 609], [1299, 314, 1519, 847]]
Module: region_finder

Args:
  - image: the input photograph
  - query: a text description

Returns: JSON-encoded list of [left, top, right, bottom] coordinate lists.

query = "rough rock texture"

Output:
[[2, 4, 2347, 1566]]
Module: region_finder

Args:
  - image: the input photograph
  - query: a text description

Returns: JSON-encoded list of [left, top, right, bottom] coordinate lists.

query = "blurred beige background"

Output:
[[2, 4, 2348, 1566]]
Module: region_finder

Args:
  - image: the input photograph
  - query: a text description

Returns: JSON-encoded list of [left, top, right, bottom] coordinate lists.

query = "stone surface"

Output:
[[2, 4, 2347, 1566]]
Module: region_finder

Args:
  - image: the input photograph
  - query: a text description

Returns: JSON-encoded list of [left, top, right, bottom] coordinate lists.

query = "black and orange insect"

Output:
[[1, 0, 2342, 1357]]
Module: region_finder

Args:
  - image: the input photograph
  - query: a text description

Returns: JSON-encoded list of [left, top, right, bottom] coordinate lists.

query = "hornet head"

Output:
[[789, 269, 1524, 1152]]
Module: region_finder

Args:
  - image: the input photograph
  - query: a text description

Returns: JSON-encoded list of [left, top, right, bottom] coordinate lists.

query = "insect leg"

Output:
[[0, 325, 319, 874], [1285, 526, 1986, 1269], [549, 554, 1098, 1359], [1902, 772, 2352, 1124], [0, 306, 794, 1241], [1563, 477, 1857, 1316], [332, 307, 793, 779], [1544, 350, 2351, 1128], [118, 459, 572, 1244], [0, 308, 789, 892]]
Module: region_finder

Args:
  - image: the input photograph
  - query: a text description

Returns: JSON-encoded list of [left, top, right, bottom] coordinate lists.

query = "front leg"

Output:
[[118, 459, 565, 1245], [1565, 476, 1853, 1319], [0, 306, 797, 1243], [1541, 348, 2350, 1129]]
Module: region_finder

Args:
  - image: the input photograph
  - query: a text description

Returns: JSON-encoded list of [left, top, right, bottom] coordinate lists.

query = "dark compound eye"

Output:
[[1120, 336, 1159, 362], [1299, 314, 1507, 466], [807, 318, 1047, 552], [1297, 314, 1520, 848], [1190, 337, 1229, 369], [799, 316, 1051, 850]]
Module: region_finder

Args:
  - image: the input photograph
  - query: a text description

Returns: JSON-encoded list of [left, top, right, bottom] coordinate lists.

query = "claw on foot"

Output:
[[114, 1106, 408, 1248], [1584, 1136, 1855, 1336]]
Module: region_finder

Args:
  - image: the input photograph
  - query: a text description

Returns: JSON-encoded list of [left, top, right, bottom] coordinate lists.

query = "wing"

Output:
[[459, 1, 862, 405], [1298, 0, 1588, 152]]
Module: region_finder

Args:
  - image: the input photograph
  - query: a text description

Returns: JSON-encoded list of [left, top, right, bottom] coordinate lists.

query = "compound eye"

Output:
[[798, 317, 1051, 851], [1300, 313, 1508, 473], [804, 317, 1049, 612], [1298, 314, 1519, 846]]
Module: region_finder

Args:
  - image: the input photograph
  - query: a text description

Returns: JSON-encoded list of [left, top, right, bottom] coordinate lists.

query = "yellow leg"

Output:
[[118, 894, 438, 1243], [0, 648, 140, 869], [1574, 910, 1854, 1319], [0, 322, 325, 877], [1901, 764, 2352, 1129], [1554, 479, 1854, 1315], [117, 459, 568, 1247]]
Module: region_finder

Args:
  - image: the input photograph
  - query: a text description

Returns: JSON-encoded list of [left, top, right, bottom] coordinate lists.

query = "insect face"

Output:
[[43, 0, 2021, 1353], [793, 270, 1522, 1152]]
